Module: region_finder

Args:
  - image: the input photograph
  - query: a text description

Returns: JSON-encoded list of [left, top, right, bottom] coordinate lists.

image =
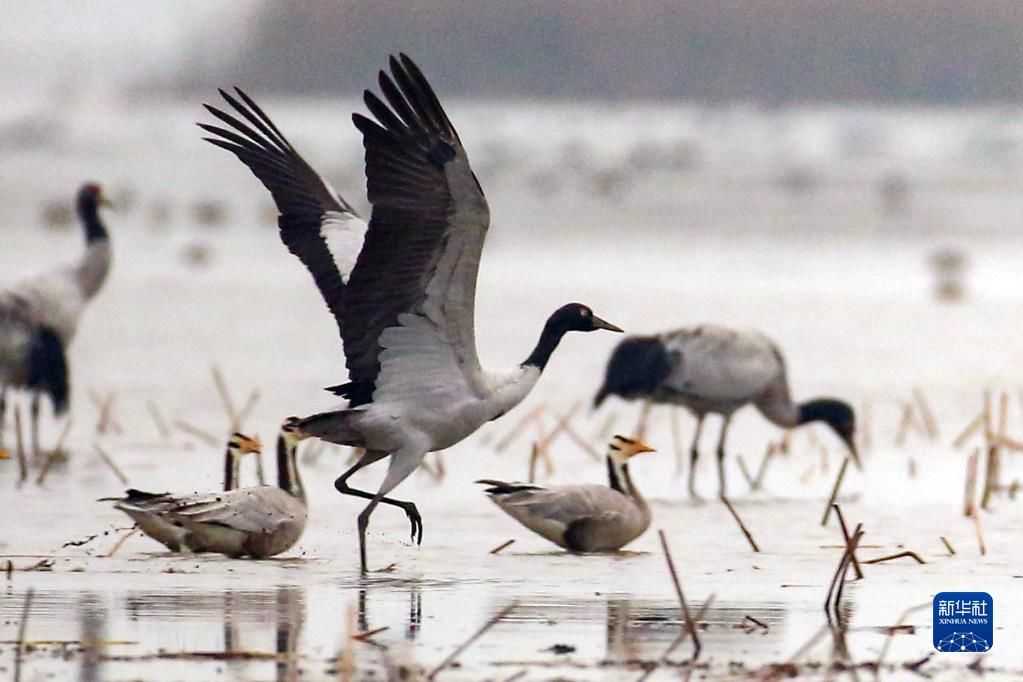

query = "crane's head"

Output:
[[550, 303, 623, 334], [607, 434, 656, 465], [798, 398, 860, 469], [227, 432, 262, 456]]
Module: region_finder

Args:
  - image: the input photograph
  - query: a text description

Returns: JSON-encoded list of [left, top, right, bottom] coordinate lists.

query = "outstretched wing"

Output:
[[339, 54, 490, 407], [199, 88, 366, 336]]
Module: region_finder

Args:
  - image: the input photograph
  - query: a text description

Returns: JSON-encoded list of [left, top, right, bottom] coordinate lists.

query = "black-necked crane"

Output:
[[477, 435, 656, 552], [104, 420, 308, 558], [0, 183, 112, 455], [200, 54, 623, 571], [594, 325, 859, 498]]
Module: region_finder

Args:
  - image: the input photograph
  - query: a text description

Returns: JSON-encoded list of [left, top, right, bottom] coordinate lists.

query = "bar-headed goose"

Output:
[[200, 55, 622, 571], [477, 435, 656, 552], [104, 420, 308, 558], [594, 324, 859, 497], [0, 183, 112, 454]]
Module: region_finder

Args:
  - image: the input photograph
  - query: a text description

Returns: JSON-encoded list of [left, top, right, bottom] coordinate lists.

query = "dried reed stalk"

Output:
[[104, 527, 138, 557], [489, 539, 515, 555], [973, 512, 987, 556], [36, 419, 73, 485], [495, 403, 546, 453], [737, 456, 755, 489], [427, 602, 517, 680], [93, 444, 128, 485], [912, 387, 939, 439], [820, 458, 849, 526], [14, 405, 26, 485], [13, 588, 33, 682], [862, 551, 925, 565], [964, 449, 979, 517], [753, 443, 775, 490], [145, 400, 170, 438], [940, 536, 955, 555], [952, 411, 984, 449], [210, 364, 240, 427], [527, 443, 539, 483], [173, 420, 219, 447], [720, 495, 760, 552], [657, 530, 700, 659], [832, 505, 863, 580]]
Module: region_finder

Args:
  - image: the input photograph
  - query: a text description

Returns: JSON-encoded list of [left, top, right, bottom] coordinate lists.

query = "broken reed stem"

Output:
[[93, 444, 128, 485], [173, 420, 219, 447], [560, 419, 602, 461], [350, 626, 389, 642], [953, 411, 984, 449], [145, 400, 171, 438], [657, 530, 700, 659], [14, 587, 33, 682], [637, 595, 716, 682], [862, 551, 926, 565], [720, 495, 760, 552], [737, 456, 755, 489], [104, 527, 138, 558], [753, 443, 775, 490], [14, 405, 27, 485], [36, 419, 74, 485], [495, 404, 546, 453], [89, 390, 118, 435], [940, 536, 956, 555], [527, 443, 539, 483], [832, 505, 863, 580], [893, 403, 918, 446], [426, 602, 517, 680], [912, 387, 939, 439], [235, 389, 261, 430], [964, 449, 979, 517], [489, 539, 515, 555], [981, 392, 1007, 510], [820, 457, 849, 526], [595, 411, 617, 441], [210, 365, 240, 427], [824, 525, 863, 625], [973, 511, 987, 556]]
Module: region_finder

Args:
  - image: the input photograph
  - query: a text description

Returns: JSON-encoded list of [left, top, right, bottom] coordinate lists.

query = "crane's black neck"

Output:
[[276, 435, 305, 501], [223, 446, 239, 491], [77, 194, 108, 244], [523, 318, 571, 371]]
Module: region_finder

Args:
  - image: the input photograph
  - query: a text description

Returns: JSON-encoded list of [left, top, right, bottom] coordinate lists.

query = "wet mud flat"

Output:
[[3, 406, 1022, 682]]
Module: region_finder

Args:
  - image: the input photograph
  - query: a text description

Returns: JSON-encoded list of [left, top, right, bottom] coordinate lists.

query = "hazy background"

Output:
[[6, 1, 1023, 103]]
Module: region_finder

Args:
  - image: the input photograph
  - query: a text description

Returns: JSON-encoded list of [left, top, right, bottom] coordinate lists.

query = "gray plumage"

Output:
[[201, 54, 622, 572], [0, 183, 111, 452], [478, 436, 656, 552], [595, 325, 858, 497], [104, 421, 308, 559]]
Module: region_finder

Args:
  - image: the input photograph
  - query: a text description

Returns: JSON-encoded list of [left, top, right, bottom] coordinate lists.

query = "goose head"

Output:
[[228, 432, 262, 457], [606, 434, 656, 466]]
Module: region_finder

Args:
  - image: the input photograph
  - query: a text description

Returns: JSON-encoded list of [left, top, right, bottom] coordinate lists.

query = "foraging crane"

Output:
[[200, 54, 623, 571], [104, 421, 308, 558], [0, 183, 112, 454], [477, 435, 656, 552], [594, 325, 859, 497]]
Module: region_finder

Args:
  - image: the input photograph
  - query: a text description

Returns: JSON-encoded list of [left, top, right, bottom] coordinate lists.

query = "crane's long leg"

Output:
[[335, 449, 422, 546], [716, 416, 733, 497], [30, 392, 40, 459], [356, 447, 425, 573], [687, 415, 705, 499], [0, 384, 6, 449]]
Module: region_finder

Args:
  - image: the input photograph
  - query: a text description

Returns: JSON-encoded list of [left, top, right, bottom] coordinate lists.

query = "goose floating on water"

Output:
[[200, 54, 623, 571], [594, 325, 859, 497], [104, 421, 308, 558], [0, 183, 112, 455], [477, 435, 656, 552]]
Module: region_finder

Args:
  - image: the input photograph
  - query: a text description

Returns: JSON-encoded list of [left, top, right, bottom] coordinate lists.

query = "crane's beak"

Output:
[[592, 315, 623, 333]]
